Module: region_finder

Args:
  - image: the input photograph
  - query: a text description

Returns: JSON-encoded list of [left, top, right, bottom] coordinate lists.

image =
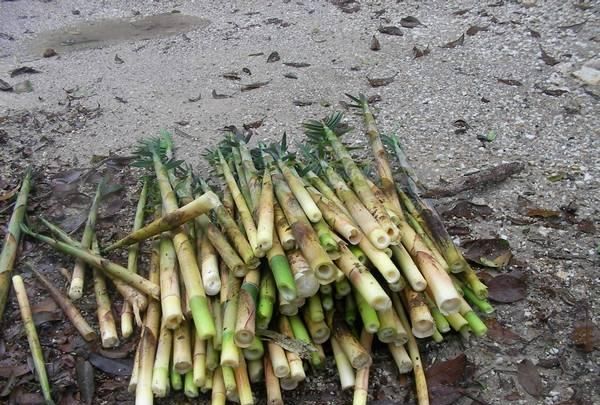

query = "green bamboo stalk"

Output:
[[256, 269, 276, 330], [122, 179, 148, 338], [22, 226, 159, 299], [0, 168, 32, 322], [12, 275, 55, 405], [69, 179, 104, 300], [354, 289, 380, 333]]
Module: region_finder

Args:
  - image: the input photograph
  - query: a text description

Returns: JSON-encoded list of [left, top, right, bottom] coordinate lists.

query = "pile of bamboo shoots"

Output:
[[0, 94, 495, 405]]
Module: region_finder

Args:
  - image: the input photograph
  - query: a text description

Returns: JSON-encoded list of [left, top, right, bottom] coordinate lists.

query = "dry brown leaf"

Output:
[[463, 238, 512, 268], [441, 33, 464, 48], [485, 318, 521, 344], [378, 25, 403, 36]]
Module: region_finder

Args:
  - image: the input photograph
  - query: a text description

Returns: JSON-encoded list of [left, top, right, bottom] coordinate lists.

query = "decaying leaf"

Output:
[[258, 329, 317, 359], [241, 81, 270, 91], [442, 200, 493, 219], [211, 89, 232, 99], [0, 79, 12, 92], [267, 51, 280, 63], [283, 62, 311, 68], [540, 45, 559, 66], [188, 93, 201, 102], [528, 28, 541, 38], [370, 35, 381, 51], [571, 318, 599, 353], [463, 238, 512, 268], [378, 25, 403, 36], [485, 318, 521, 344], [497, 78, 523, 86], [426, 353, 467, 405], [293, 100, 313, 107], [487, 274, 526, 303], [9, 66, 42, 77], [283, 73, 298, 79], [452, 119, 470, 134], [243, 118, 264, 130], [0, 185, 19, 202], [441, 33, 464, 48], [88, 353, 132, 376], [400, 16, 425, 28], [413, 45, 431, 58], [367, 73, 397, 87], [517, 195, 561, 218], [222, 72, 241, 80], [466, 25, 488, 36], [76, 357, 95, 405], [542, 88, 568, 97], [453, 9, 471, 16], [558, 21, 587, 32], [517, 359, 543, 398]]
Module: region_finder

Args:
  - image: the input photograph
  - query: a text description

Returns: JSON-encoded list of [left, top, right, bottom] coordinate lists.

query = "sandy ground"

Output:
[[1, 0, 599, 404]]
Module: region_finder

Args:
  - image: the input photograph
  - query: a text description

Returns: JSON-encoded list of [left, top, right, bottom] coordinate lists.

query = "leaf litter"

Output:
[[463, 238, 513, 268], [486, 274, 526, 303], [517, 359, 543, 398], [378, 25, 403, 36], [400, 16, 425, 28]]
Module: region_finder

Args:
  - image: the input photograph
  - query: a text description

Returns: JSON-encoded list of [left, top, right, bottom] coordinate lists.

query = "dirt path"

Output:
[[1, 1, 598, 404]]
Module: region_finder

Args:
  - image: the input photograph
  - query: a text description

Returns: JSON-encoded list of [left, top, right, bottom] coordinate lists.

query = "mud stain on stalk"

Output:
[[29, 13, 211, 54]]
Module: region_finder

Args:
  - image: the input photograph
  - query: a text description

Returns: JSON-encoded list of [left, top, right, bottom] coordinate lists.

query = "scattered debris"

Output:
[[283, 73, 298, 79], [13, 80, 33, 94], [293, 100, 313, 106], [0, 79, 12, 92], [539, 45, 559, 66], [442, 200, 493, 219], [114, 54, 124, 64], [188, 93, 201, 102], [211, 89, 232, 99], [466, 25, 488, 36], [497, 78, 523, 86]]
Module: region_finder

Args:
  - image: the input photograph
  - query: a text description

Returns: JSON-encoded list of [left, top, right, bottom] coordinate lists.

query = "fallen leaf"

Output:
[[242, 67, 252, 75], [571, 319, 599, 353], [293, 100, 313, 106], [370, 35, 381, 51], [211, 89, 232, 99], [517, 359, 543, 398], [441, 33, 464, 48], [400, 16, 425, 28], [526, 208, 560, 218], [248, 52, 264, 57], [0, 185, 19, 202], [114, 54, 124, 64], [453, 9, 471, 16], [539, 46, 559, 66], [452, 119, 470, 134], [442, 200, 493, 219], [0, 79, 12, 92], [497, 78, 523, 86], [367, 94, 382, 104], [487, 274, 526, 303], [426, 353, 467, 387], [542, 88, 568, 97], [477, 130, 497, 143], [466, 25, 488, 36], [243, 118, 264, 130], [464, 238, 512, 268], [331, 0, 361, 13], [447, 225, 471, 236], [283, 73, 297, 79], [76, 358, 95, 405], [0, 361, 29, 378], [426, 354, 467, 405], [485, 318, 521, 344], [413, 45, 431, 58], [267, 51, 280, 63], [558, 20, 587, 32], [88, 353, 132, 376], [378, 25, 403, 36], [9, 66, 42, 77], [283, 62, 311, 68], [577, 219, 596, 234], [188, 93, 201, 102], [367, 73, 397, 87], [241, 81, 270, 91], [222, 72, 241, 80], [528, 28, 541, 38]]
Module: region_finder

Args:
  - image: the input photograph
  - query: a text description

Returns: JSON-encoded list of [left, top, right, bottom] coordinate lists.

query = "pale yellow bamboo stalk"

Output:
[[274, 201, 296, 250], [264, 353, 284, 405], [353, 330, 374, 405]]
